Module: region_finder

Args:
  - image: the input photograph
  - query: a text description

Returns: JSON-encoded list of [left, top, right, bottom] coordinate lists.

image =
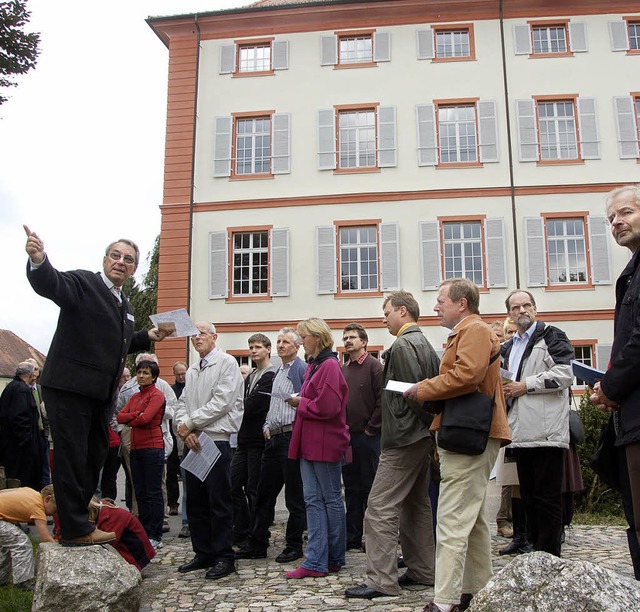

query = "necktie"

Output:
[[200, 358, 207, 370]]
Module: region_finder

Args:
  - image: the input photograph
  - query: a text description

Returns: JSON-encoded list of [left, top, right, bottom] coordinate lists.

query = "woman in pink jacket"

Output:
[[285, 318, 350, 579]]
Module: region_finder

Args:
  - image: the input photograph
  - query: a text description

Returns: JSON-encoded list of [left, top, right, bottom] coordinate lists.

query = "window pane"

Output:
[[443, 221, 484, 284], [435, 29, 471, 58], [628, 22, 640, 50], [339, 110, 376, 169], [339, 35, 373, 63], [438, 105, 478, 163], [239, 44, 271, 72], [235, 117, 271, 175], [546, 218, 588, 285], [339, 226, 379, 291], [232, 231, 269, 295], [538, 101, 577, 160]]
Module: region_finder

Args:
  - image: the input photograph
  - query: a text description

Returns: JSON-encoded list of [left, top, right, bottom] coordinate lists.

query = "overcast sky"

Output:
[[0, 0, 248, 354]]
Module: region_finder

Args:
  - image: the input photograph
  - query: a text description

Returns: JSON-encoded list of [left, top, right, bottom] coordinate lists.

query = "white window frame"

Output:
[[442, 220, 485, 286], [220, 39, 289, 74], [532, 24, 568, 54], [538, 100, 578, 161], [235, 116, 272, 176], [437, 104, 479, 164], [338, 108, 377, 170], [339, 225, 379, 292], [545, 217, 589, 286]]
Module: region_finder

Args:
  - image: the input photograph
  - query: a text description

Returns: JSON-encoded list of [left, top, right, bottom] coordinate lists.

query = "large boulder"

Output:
[[470, 551, 640, 612], [32, 542, 142, 612]]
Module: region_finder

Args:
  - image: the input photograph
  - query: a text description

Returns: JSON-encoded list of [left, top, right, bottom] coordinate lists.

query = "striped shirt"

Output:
[[263, 361, 297, 431]]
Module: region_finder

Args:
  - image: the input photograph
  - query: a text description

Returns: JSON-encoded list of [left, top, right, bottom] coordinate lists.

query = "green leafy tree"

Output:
[[0, 0, 40, 105]]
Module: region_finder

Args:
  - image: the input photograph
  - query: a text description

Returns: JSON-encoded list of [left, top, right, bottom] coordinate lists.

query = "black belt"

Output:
[[270, 424, 293, 436]]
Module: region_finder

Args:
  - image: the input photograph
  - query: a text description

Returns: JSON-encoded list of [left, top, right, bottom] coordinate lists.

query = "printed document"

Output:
[[180, 432, 221, 482]]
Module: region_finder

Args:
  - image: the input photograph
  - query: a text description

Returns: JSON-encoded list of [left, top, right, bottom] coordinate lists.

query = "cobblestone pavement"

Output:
[[139, 520, 634, 611]]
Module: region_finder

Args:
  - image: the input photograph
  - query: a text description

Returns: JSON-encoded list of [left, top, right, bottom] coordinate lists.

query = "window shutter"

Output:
[[568, 22, 588, 53], [609, 21, 629, 51], [273, 40, 289, 70], [380, 222, 400, 291], [316, 225, 336, 294], [209, 231, 228, 299], [478, 100, 499, 163], [577, 97, 601, 160], [320, 35, 338, 65], [373, 31, 391, 62], [596, 343, 612, 371], [378, 106, 397, 167], [270, 228, 289, 296], [213, 116, 233, 177], [272, 113, 291, 175], [524, 217, 547, 287], [588, 215, 611, 285], [416, 104, 438, 166], [485, 218, 508, 288], [515, 99, 539, 162], [416, 28, 434, 60], [419, 220, 441, 290], [220, 44, 236, 74], [613, 96, 640, 159], [317, 109, 336, 170], [513, 24, 532, 55]]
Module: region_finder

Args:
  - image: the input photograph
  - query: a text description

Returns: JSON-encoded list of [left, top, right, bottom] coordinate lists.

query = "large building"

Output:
[[147, 0, 640, 382]]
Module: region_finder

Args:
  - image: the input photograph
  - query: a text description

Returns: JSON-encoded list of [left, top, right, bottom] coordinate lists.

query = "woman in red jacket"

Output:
[[117, 360, 165, 550]]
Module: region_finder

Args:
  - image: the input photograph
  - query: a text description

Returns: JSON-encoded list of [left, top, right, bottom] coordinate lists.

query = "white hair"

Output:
[[135, 353, 158, 365]]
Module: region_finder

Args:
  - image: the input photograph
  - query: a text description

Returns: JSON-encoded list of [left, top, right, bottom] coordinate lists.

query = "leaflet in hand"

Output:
[[259, 391, 299, 400], [180, 432, 221, 482], [571, 360, 605, 387], [385, 380, 413, 394]]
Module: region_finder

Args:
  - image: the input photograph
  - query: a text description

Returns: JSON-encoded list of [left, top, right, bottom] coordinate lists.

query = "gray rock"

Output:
[[33, 542, 142, 612], [470, 551, 640, 612]]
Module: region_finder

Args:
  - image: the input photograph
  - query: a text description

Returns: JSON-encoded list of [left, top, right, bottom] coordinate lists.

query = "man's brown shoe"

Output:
[[61, 528, 116, 547]]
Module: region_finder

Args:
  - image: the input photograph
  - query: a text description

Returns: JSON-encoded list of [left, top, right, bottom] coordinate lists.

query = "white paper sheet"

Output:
[[259, 391, 299, 400], [180, 432, 221, 482], [149, 308, 199, 338], [385, 380, 414, 394]]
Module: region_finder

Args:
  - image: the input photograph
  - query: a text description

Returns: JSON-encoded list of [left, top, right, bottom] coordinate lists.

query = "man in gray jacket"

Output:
[[501, 290, 573, 557], [345, 291, 439, 599]]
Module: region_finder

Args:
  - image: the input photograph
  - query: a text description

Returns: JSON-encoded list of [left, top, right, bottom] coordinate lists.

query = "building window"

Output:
[[437, 104, 478, 164], [232, 231, 269, 296], [442, 221, 484, 286], [338, 108, 376, 169], [435, 28, 471, 58], [546, 218, 588, 285], [238, 43, 271, 73], [235, 116, 271, 176], [532, 24, 567, 54], [629, 21, 640, 50], [417, 24, 475, 61], [537, 100, 578, 160], [339, 225, 379, 291], [232, 353, 251, 368], [572, 342, 595, 388], [339, 34, 373, 64]]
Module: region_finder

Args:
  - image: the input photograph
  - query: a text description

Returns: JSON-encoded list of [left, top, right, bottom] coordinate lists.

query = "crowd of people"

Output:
[[1, 184, 640, 608]]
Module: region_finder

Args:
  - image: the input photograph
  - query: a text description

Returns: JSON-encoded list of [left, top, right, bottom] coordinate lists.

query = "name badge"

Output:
[[127, 313, 135, 322]]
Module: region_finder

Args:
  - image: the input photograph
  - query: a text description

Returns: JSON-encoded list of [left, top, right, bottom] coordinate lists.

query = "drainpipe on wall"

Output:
[[499, 0, 521, 289]]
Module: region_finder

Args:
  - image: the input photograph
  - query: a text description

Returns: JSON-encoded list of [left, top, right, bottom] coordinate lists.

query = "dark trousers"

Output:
[[42, 387, 110, 539], [185, 441, 234, 562], [131, 447, 165, 541], [618, 443, 640, 579], [166, 423, 180, 507], [341, 431, 380, 544], [515, 446, 564, 556], [100, 445, 121, 501], [39, 432, 51, 488], [249, 432, 305, 552], [231, 444, 264, 543]]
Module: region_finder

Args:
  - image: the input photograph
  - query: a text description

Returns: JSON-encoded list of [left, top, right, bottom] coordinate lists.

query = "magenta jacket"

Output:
[[288, 351, 350, 463]]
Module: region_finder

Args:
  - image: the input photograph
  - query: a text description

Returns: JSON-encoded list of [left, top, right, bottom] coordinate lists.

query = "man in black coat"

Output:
[[24, 225, 167, 546]]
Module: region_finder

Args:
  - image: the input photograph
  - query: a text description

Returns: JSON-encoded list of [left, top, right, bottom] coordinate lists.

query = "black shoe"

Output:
[[344, 583, 392, 599], [346, 539, 362, 550], [178, 555, 215, 573], [499, 538, 533, 556], [518, 542, 535, 554], [235, 547, 267, 559], [397, 555, 406, 568], [398, 572, 419, 587], [205, 559, 235, 580], [275, 547, 303, 563], [178, 525, 190, 538]]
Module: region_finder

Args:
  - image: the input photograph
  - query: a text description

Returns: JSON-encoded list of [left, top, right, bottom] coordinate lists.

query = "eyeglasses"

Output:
[[108, 251, 136, 265], [509, 302, 534, 313]]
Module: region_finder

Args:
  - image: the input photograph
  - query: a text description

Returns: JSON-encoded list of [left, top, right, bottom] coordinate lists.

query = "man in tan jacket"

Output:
[[405, 278, 510, 612]]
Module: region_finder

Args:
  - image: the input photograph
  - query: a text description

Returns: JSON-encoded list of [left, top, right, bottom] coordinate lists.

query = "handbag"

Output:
[[589, 416, 620, 491], [569, 409, 586, 445], [437, 390, 494, 455]]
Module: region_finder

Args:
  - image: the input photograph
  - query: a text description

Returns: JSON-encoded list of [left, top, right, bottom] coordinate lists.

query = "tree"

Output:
[[0, 0, 40, 105]]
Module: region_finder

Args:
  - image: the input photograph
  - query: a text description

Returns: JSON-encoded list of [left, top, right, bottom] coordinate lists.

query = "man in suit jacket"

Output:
[[24, 226, 167, 546]]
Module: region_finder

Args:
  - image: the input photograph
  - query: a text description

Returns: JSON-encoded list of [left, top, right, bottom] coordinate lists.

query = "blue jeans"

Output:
[[300, 459, 346, 572], [130, 447, 165, 541]]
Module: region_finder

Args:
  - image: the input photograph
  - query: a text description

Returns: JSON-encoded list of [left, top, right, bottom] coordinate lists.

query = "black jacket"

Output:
[[238, 366, 276, 447]]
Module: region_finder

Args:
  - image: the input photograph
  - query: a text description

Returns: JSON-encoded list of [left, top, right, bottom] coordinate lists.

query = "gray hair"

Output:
[[16, 361, 35, 377], [135, 353, 158, 365], [105, 239, 140, 265], [605, 184, 640, 210], [195, 321, 216, 334], [279, 327, 301, 345]]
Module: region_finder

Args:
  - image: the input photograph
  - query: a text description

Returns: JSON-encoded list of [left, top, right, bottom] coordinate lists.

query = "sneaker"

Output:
[[150, 538, 164, 550]]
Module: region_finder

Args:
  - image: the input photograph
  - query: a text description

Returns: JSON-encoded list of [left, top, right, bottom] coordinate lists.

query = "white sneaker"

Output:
[[150, 538, 163, 550]]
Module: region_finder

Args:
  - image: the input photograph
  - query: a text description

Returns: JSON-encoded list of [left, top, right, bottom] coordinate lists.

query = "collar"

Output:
[[514, 321, 536, 342], [450, 314, 472, 333], [100, 272, 120, 294], [396, 322, 418, 337], [199, 348, 219, 366], [347, 351, 369, 366]]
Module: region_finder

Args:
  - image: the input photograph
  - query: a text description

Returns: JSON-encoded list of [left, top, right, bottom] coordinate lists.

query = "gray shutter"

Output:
[[220, 44, 236, 74], [380, 222, 400, 291], [213, 116, 233, 177], [478, 100, 499, 163], [588, 215, 611, 285], [419, 220, 441, 290], [513, 24, 532, 55], [614, 96, 640, 159], [609, 21, 629, 52], [316, 225, 336, 294], [317, 109, 336, 170], [577, 97, 600, 159], [373, 31, 391, 62], [416, 28, 434, 60], [568, 22, 588, 53], [209, 231, 228, 299], [272, 113, 291, 175], [485, 218, 508, 288], [596, 343, 612, 371], [270, 227, 289, 296], [416, 104, 438, 166], [516, 99, 539, 162], [378, 106, 397, 167], [320, 35, 338, 65], [273, 40, 289, 70], [524, 217, 547, 287]]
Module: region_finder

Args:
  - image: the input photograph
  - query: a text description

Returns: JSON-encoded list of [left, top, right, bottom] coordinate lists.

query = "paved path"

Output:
[[139, 519, 634, 611]]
